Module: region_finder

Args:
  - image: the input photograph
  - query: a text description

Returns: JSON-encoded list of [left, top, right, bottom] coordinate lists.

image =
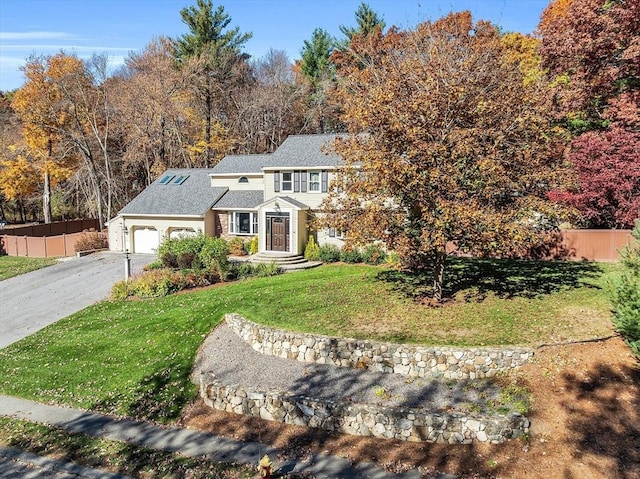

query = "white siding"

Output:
[[264, 170, 336, 209], [210, 174, 264, 191]]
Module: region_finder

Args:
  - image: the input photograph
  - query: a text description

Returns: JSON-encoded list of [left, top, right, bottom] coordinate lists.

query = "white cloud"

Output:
[[0, 44, 133, 53], [0, 55, 26, 69], [0, 31, 76, 41]]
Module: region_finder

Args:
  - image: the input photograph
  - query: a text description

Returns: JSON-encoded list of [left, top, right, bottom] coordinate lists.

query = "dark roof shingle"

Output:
[[119, 169, 227, 216], [212, 190, 265, 209], [211, 154, 273, 174]]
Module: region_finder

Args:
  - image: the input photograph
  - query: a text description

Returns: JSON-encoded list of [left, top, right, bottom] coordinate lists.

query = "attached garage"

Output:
[[169, 228, 198, 239], [107, 168, 228, 254], [133, 227, 159, 254]]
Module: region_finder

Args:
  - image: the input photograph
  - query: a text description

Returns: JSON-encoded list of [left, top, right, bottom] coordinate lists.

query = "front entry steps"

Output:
[[248, 252, 322, 271]]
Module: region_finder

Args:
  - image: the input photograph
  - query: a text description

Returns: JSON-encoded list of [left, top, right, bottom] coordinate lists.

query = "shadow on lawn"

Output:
[[91, 362, 195, 423], [377, 257, 603, 301]]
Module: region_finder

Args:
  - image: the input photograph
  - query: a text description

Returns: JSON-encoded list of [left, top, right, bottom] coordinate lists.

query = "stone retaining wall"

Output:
[[225, 314, 533, 380], [200, 372, 530, 444]]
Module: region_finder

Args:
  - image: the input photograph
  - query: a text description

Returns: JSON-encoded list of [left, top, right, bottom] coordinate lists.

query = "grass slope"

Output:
[[0, 256, 58, 281], [0, 261, 620, 423]]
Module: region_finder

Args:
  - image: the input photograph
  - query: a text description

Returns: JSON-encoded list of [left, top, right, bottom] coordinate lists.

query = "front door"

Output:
[[267, 215, 289, 252]]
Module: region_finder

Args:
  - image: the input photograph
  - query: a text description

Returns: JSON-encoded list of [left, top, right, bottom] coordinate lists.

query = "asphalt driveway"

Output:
[[0, 252, 154, 349]]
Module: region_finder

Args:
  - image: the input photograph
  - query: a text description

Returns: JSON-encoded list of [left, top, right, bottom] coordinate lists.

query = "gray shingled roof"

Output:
[[274, 196, 309, 209], [212, 190, 265, 210], [212, 134, 347, 174], [119, 169, 227, 216], [211, 154, 273, 174], [267, 134, 346, 169]]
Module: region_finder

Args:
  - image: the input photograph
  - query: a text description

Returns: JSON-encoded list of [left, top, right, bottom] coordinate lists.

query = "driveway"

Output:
[[0, 252, 154, 349]]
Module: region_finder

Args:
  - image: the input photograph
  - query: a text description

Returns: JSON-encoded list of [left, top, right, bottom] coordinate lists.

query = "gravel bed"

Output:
[[192, 324, 506, 413]]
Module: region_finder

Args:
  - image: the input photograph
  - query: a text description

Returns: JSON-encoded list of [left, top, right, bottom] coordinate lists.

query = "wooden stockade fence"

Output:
[[0, 219, 101, 258], [0, 219, 99, 237], [0, 222, 634, 260], [556, 229, 634, 262]]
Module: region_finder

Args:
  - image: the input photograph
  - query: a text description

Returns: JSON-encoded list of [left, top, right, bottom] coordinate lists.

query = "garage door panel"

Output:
[[133, 227, 159, 254], [169, 228, 197, 239]]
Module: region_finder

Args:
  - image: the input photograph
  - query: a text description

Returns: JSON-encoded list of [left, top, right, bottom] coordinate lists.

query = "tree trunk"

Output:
[[43, 169, 52, 224], [18, 199, 25, 223], [432, 250, 446, 302], [205, 87, 212, 167]]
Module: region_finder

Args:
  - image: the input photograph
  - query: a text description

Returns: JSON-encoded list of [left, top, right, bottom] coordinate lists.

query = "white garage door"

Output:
[[133, 227, 159, 254], [169, 228, 197, 239]]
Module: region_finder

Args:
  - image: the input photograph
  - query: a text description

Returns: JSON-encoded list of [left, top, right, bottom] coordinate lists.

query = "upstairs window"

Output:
[[281, 172, 293, 191], [239, 176, 249, 183], [309, 171, 320, 192]]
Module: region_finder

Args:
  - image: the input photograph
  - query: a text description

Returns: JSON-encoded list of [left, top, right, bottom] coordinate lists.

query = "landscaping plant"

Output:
[[304, 236, 320, 261], [74, 231, 109, 253], [611, 222, 640, 358]]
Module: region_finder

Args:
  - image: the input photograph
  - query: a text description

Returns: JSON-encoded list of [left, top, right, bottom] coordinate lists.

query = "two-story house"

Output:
[[108, 134, 345, 256]]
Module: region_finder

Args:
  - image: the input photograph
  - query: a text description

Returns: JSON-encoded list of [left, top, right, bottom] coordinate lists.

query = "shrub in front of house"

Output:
[[230, 261, 282, 280], [228, 237, 246, 256], [318, 244, 341, 263], [74, 231, 109, 253], [158, 235, 207, 269], [304, 236, 321, 261], [340, 248, 363, 263], [198, 237, 230, 279], [249, 235, 259, 254], [111, 235, 284, 299], [113, 269, 175, 299], [361, 244, 387, 265]]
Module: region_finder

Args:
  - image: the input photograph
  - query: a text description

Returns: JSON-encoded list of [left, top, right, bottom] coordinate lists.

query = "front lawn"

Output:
[[0, 260, 620, 423], [0, 255, 58, 281]]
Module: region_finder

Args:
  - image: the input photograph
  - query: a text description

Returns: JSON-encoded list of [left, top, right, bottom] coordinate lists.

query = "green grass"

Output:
[[0, 255, 58, 280], [0, 260, 621, 423], [0, 417, 254, 478]]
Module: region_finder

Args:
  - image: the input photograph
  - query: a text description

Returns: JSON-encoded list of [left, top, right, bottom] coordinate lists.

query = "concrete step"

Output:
[[248, 252, 322, 271]]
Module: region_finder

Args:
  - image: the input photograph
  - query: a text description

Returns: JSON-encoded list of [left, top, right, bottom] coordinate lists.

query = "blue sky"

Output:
[[0, 0, 550, 92]]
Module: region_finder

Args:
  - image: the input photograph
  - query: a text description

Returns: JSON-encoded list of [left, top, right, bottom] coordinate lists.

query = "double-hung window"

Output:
[[281, 172, 293, 191], [309, 171, 320, 192], [229, 212, 258, 235]]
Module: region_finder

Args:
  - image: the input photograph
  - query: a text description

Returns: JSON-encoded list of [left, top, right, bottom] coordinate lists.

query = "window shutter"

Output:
[[321, 170, 328, 193], [294, 171, 300, 192], [228, 213, 234, 233], [301, 170, 307, 192], [274, 171, 280, 192]]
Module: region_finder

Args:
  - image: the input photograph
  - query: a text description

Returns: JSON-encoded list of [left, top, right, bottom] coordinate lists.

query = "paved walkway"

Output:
[[0, 395, 435, 479]]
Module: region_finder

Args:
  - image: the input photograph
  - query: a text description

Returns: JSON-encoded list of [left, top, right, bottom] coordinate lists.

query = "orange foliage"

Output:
[[322, 12, 572, 298]]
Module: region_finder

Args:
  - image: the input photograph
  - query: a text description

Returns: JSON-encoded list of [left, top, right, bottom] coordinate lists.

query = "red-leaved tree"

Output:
[[550, 127, 640, 228], [539, 0, 640, 228]]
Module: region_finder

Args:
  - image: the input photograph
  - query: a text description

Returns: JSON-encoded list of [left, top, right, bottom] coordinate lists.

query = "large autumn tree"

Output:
[[539, 0, 640, 228], [323, 12, 570, 301], [11, 54, 80, 223]]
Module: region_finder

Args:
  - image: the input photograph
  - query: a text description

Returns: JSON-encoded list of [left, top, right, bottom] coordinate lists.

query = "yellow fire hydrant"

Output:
[[257, 454, 272, 478]]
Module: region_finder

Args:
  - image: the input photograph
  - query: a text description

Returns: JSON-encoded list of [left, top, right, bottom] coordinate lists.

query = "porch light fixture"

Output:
[[274, 202, 281, 212]]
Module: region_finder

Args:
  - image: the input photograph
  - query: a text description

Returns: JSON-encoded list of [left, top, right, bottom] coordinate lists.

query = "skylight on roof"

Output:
[[172, 175, 189, 185], [159, 175, 175, 185]]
